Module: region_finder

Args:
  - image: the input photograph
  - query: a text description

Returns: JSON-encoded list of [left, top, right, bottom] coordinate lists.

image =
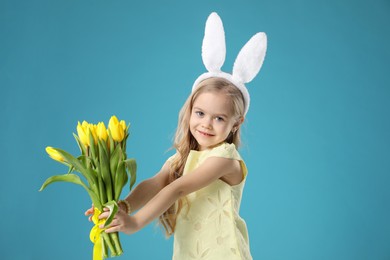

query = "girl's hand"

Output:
[[84, 204, 94, 222], [98, 207, 139, 235]]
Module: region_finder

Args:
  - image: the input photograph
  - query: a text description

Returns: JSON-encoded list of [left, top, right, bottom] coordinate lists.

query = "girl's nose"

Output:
[[201, 117, 212, 129]]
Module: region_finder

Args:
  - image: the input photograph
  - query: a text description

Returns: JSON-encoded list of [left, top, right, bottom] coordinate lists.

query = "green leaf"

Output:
[[85, 168, 100, 198], [77, 155, 88, 169], [55, 148, 86, 174], [99, 139, 109, 158], [103, 200, 118, 227], [54, 148, 97, 187], [108, 133, 115, 154], [87, 188, 102, 210], [114, 162, 127, 201], [89, 130, 97, 163], [39, 173, 102, 209], [97, 169, 107, 204], [124, 158, 137, 190], [67, 165, 75, 174], [39, 173, 87, 191], [98, 140, 113, 202], [73, 133, 87, 155], [109, 145, 121, 180]]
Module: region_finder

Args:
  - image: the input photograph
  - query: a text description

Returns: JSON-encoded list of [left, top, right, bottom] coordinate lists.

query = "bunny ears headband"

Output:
[[192, 12, 267, 115]]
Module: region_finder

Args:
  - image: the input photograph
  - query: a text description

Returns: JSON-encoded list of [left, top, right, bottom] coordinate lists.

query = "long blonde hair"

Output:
[[159, 78, 245, 236]]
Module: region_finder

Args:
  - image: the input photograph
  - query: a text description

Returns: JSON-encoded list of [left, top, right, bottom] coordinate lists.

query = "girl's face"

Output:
[[190, 91, 239, 151]]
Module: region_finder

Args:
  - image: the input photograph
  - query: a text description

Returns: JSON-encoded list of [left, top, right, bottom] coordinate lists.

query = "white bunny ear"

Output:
[[202, 12, 226, 72], [233, 32, 267, 83]]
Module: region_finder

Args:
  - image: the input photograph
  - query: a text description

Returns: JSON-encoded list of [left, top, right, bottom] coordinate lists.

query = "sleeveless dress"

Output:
[[171, 142, 252, 260]]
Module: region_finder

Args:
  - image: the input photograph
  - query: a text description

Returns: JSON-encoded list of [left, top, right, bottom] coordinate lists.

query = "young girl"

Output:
[[86, 12, 266, 260]]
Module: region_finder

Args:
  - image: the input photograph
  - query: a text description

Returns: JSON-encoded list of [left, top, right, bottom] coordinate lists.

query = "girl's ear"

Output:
[[233, 116, 245, 131], [238, 116, 245, 125]]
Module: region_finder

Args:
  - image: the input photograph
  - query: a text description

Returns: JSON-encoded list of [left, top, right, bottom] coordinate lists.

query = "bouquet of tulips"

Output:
[[40, 115, 137, 260]]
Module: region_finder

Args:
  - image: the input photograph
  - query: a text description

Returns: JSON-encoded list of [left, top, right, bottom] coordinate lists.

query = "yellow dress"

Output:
[[172, 142, 252, 260]]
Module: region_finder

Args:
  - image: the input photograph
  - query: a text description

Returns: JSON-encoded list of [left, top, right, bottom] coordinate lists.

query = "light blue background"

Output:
[[1, 0, 389, 259]]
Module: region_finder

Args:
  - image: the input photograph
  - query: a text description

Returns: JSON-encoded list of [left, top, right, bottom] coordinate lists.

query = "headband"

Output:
[[192, 12, 267, 115]]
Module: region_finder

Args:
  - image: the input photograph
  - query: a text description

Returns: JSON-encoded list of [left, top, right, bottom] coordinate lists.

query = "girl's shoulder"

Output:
[[206, 143, 248, 179], [166, 153, 177, 164], [206, 142, 242, 161]]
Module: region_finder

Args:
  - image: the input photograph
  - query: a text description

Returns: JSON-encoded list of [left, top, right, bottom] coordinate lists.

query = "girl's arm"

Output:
[[101, 156, 241, 234], [121, 160, 170, 212]]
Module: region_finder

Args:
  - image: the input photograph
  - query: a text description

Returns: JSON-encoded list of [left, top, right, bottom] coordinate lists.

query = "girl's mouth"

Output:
[[197, 130, 214, 137]]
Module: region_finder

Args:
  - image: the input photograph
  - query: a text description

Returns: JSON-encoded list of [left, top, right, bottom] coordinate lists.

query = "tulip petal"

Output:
[[77, 122, 89, 147], [46, 146, 65, 162]]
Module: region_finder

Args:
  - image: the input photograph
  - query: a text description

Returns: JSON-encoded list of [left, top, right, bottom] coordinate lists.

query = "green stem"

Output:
[[102, 232, 117, 257], [102, 235, 108, 259], [111, 232, 123, 256], [98, 174, 107, 204]]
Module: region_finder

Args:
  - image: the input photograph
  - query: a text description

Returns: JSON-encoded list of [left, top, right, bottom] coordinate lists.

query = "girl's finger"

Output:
[[102, 219, 116, 229], [98, 212, 110, 220], [99, 218, 119, 229], [85, 209, 93, 216], [104, 225, 120, 234]]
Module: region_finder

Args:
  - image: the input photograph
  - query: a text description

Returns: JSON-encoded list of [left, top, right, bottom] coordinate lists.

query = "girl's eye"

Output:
[[215, 117, 225, 122], [195, 111, 204, 117]]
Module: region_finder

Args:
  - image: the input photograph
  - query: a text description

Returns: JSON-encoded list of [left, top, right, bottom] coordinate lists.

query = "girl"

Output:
[[86, 12, 266, 260]]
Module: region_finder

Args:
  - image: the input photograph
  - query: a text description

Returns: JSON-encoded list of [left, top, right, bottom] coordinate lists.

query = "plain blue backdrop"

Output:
[[1, 0, 389, 259]]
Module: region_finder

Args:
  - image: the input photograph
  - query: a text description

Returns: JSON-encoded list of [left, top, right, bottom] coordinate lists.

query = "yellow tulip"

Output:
[[120, 120, 127, 132], [88, 123, 98, 145], [46, 146, 65, 162], [81, 120, 89, 129], [106, 129, 111, 149], [108, 115, 119, 128], [97, 122, 108, 141], [77, 121, 90, 147], [108, 115, 125, 142]]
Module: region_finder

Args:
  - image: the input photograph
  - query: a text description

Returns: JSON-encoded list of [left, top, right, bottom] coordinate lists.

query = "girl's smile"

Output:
[[196, 129, 214, 137]]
